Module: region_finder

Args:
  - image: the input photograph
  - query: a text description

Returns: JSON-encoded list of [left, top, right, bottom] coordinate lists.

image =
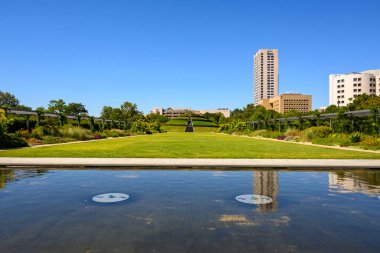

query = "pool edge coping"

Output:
[[1, 158, 379, 169]]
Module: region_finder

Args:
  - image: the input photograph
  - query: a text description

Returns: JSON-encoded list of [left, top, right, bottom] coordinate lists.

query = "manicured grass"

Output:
[[1, 132, 379, 159], [166, 118, 218, 127], [161, 125, 218, 132]]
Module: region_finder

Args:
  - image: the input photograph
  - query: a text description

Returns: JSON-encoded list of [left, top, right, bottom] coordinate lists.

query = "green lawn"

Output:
[[161, 125, 218, 132], [1, 132, 379, 159], [166, 119, 218, 127]]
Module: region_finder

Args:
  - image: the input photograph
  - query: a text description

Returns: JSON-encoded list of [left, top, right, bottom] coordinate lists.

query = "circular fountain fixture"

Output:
[[92, 193, 129, 203], [235, 194, 273, 204]]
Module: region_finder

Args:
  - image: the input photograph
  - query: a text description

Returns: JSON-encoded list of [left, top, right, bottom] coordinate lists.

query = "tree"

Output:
[[36, 107, 45, 126], [120, 101, 140, 120], [48, 99, 66, 113], [101, 106, 113, 119], [0, 91, 20, 108], [65, 103, 87, 116]]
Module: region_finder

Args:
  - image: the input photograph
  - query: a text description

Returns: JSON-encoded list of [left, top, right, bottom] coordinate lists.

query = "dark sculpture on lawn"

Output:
[[185, 116, 194, 132]]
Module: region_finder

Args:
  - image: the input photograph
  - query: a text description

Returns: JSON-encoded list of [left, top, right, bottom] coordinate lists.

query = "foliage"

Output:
[[0, 108, 8, 136], [131, 120, 163, 134], [303, 126, 334, 141], [30, 126, 44, 139], [59, 126, 92, 140], [41, 136, 75, 144], [102, 129, 129, 137], [0, 133, 28, 148], [14, 129, 30, 139], [347, 94, 380, 111], [48, 99, 66, 113], [217, 121, 246, 133], [359, 136, 380, 150], [0, 91, 20, 108], [284, 128, 301, 137], [65, 103, 88, 116], [350, 132, 362, 143], [145, 112, 169, 123]]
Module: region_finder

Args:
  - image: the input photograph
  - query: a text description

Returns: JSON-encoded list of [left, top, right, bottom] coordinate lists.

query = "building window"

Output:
[[353, 78, 357, 81], [358, 78, 361, 81]]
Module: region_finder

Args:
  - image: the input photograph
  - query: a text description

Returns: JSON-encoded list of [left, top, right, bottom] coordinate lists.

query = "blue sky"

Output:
[[1, 0, 379, 116]]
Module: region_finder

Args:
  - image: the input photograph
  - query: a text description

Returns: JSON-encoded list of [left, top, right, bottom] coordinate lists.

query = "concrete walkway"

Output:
[[1, 158, 379, 169]]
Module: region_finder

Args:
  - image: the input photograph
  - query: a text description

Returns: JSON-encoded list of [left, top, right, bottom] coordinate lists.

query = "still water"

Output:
[[0, 169, 379, 253]]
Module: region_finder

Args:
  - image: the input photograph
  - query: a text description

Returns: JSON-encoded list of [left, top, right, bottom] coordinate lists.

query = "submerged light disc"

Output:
[[235, 194, 273, 204], [92, 193, 129, 203]]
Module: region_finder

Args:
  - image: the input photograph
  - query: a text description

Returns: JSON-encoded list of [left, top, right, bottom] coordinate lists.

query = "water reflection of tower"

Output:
[[253, 171, 279, 211]]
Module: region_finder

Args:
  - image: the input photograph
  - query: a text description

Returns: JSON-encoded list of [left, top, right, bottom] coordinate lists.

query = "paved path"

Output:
[[1, 158, 379, 169]]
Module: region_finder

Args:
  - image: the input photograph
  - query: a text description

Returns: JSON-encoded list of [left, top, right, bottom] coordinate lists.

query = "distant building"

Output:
[[258, 93, 312, 113], [329, 70, 380, 107], [253, 49, 279, 104], [151, 107, 231, 118]]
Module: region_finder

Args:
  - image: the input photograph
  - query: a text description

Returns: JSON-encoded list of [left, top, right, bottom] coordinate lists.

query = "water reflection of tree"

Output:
[[0, 169, 47, 189], [329, 171, 380, 196], [0, 169, 15, 189], [253, 171, 279, 212]]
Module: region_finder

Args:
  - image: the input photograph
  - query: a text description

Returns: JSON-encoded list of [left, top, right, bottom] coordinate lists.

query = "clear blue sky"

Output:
[[1, 0, 379, 116]]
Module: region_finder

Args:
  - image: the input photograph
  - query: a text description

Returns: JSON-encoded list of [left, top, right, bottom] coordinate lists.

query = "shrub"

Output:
[[276, 136, 286, 140], [41, 136, 74, 144], [311, 133, 350, 147], [0, 133, 28, 148], [30, 126, 44, 139], [103, 129, 129, 137], [251, 130, 268, 137], [131, 120, 163, 134], [14, 129, 30, 139], [350, 132, 362, 143], [284, 128, 301, 137], [359, 136, 380, 150], [0, 108, 7, 136], [43, 125, 61, 136], [303, 126, 334, 141], [59, 126, 92, 140]]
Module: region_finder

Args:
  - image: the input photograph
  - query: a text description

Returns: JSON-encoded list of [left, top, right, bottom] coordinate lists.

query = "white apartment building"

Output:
[[253, 49, 279, 104], [329, 70, 380, 106]]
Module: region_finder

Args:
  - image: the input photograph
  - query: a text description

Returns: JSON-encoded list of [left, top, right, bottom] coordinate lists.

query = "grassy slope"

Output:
[[0, 132, 379, 159], [166, 118, 218, 127], [161, 125, 218, 132]]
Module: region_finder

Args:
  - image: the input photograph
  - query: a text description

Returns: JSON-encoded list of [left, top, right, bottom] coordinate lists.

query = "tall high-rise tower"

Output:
[[253, 49, 279, 104]]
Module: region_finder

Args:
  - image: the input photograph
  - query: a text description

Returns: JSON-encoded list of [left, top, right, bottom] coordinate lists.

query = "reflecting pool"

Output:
[[0, 169, 379, 253]]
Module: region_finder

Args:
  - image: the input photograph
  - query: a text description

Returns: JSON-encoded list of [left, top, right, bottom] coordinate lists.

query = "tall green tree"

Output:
[[0, 91, 20, 108], [48, 99, 66, 113], [65, 103, 87, 116]]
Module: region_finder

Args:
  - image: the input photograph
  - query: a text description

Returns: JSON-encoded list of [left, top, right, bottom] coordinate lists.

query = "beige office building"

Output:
[[329, 70, 380, 106], [151, 107, 231, 118], [253, 49, 279, 104], [258, 93, 312, 113]]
